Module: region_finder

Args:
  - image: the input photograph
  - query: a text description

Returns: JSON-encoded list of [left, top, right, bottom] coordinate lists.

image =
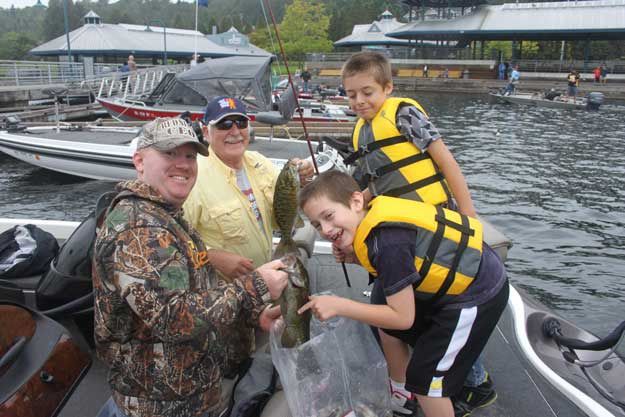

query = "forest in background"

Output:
[[1, 0, 624, 62]]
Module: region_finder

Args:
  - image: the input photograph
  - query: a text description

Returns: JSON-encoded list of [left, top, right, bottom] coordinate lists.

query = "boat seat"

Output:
[[318, 69, 342, 77], [254, 85, 298, 139]]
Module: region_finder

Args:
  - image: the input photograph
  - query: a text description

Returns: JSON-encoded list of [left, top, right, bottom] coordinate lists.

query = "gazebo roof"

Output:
[[334, 10, 412, 47], [30, 16, 271, 58], [388, 0, 625, 41]]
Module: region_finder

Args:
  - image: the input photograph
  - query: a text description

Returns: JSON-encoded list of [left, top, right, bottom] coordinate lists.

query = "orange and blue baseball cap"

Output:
[[203, 96, 250, 125]]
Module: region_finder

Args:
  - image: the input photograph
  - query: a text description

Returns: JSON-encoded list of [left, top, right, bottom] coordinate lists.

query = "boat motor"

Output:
[[586, 92, 604, 111]]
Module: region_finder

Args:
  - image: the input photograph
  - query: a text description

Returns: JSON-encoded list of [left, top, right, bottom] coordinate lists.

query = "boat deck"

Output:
[[56, 254, 587, 417]]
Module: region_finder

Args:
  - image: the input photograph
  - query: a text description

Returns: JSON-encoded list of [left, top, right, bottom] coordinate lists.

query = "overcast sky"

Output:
[[0, 0, 196, 9], [1, 0, 47, 8]]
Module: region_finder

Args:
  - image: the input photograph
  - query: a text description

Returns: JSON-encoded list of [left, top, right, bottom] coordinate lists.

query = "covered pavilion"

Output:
[[29, 11, 270, 65], [388, 0, 625, 60]]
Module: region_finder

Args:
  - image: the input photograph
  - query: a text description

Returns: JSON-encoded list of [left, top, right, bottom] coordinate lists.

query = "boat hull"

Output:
[[0, 128, 336, 181], [491, 93, 589, 110], [0, 128, 138, 181], [97, 97, 354, 123]]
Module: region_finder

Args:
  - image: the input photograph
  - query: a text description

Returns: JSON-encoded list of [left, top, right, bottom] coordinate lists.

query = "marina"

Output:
[[2, 0, 625, 414]]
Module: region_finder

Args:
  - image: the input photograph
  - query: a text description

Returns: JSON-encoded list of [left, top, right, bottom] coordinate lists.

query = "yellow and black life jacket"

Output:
[[353, 196, 483, 303], [347, 97, 452, 206]]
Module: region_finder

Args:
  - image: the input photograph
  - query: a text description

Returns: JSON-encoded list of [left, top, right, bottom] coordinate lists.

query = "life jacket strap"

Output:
[[418, 205, 446, 279], [384, 172, 445, 198], [429, 213, 472, 304], [373, 152, 431, 179], [345, 135, 407, 165], [434, 214, 475, 237]]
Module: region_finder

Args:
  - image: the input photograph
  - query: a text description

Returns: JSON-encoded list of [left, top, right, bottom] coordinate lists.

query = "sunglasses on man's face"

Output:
[[214, 117, 249, 131]]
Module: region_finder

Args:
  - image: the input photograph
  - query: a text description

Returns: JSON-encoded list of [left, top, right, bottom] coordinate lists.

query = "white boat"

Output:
[[490, 90, 605, 111], [1, 217, 623, 417], [0, 124, 343, 181]]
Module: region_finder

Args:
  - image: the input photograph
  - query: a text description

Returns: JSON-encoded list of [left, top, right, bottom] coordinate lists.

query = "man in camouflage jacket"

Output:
[[93, 118, 287, 417]]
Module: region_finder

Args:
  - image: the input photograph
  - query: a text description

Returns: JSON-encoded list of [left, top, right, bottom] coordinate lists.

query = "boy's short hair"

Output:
[[341, 51, 392, 87], [299, 171, 360, 210]]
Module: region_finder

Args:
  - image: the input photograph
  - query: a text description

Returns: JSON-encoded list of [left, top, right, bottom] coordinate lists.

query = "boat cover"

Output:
[[175, 56, 273, 112]]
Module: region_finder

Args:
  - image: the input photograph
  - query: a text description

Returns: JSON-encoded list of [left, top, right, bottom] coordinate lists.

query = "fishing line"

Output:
[[262, 0, 351, 288], [258, 0, 283, 76], [261, 0, 319, 175]]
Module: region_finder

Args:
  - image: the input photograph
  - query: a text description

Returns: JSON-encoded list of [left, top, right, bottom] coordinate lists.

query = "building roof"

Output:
[[398, 0, 487, 7], [206, 27, 270, 57], [388, 0, 625, 41], [30, 12, 271, 58], [334, 10, 412, 47]]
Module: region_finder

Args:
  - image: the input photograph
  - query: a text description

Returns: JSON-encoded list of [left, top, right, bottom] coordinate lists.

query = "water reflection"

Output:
[[1, 95, 624, 333]]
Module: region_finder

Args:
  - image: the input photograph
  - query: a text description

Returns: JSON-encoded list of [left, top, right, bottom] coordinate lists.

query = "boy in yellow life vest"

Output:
[[340, 51, 492, 416], [341, 51, 476, 218], [298, 171, 509, 417]]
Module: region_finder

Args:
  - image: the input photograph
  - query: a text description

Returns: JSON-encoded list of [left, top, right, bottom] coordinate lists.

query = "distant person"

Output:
[[600, 63, 608, 84], [190, 53, 198, 67], [566, 69, 579, 99], [593, 66, 601, 84], [127, 55, 137, 72], [503, 65, 520, 96], [423, 64, 429, 78], [119, 61, 130, 92], [442, 67, 449, 79], [498, 62, 506, 80], [504, 62, 510, 80], [301, 67, 312, 93]]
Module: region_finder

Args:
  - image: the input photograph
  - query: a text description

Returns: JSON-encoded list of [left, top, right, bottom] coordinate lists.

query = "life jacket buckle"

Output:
[[359, 144, 371, 155]]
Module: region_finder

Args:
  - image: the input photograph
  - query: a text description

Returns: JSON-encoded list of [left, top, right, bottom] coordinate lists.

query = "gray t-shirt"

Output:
[[236, 168, 264, 230], [396, 104, 442, 152]]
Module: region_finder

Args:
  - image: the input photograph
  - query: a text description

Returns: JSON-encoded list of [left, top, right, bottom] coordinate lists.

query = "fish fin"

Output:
[[294, 214, 305, 229]]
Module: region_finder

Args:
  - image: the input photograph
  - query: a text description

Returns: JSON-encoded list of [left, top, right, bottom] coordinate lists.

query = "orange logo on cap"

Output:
[[226, 98, 236, 109]]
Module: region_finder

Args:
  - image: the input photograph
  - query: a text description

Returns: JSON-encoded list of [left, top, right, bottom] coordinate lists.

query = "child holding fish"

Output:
[[297, 170, 509, 417]]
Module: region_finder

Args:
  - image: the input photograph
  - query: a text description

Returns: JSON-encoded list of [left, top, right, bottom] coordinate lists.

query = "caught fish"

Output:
[[272, 159, 311, 348]]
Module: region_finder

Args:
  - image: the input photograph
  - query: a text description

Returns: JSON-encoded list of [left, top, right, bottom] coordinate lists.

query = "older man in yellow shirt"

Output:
[[184, 96, 313, 373]]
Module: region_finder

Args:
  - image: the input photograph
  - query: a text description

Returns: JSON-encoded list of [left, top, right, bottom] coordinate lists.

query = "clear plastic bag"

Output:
[[270, 312, 392, 417]]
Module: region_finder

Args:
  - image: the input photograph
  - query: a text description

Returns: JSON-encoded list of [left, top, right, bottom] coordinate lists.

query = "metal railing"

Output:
[[81, 64, 187, 99], [0, 60, 117, 86], [514, 59, 625, 74]]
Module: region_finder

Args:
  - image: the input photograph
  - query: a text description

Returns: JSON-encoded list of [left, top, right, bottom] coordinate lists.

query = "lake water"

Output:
[[1, 93, 624, 334]]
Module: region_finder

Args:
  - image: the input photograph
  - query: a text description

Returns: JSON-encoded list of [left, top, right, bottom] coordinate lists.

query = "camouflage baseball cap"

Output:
[[136, 118, 209, 156]]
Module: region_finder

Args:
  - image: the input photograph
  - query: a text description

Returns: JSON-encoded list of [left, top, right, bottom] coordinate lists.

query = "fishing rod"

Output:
[[262, 0, 351, 288], [261, 0, 318, 175]]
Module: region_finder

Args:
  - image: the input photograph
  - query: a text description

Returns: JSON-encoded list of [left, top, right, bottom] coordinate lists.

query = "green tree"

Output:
[[484, 40, 512, 60], [249, 25, 273, 51], [0, 32, 38, 59], [279, 0, 332, 59]]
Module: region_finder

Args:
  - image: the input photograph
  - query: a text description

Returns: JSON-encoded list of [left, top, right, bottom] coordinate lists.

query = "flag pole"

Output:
[[193, 0, 199, 61]]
